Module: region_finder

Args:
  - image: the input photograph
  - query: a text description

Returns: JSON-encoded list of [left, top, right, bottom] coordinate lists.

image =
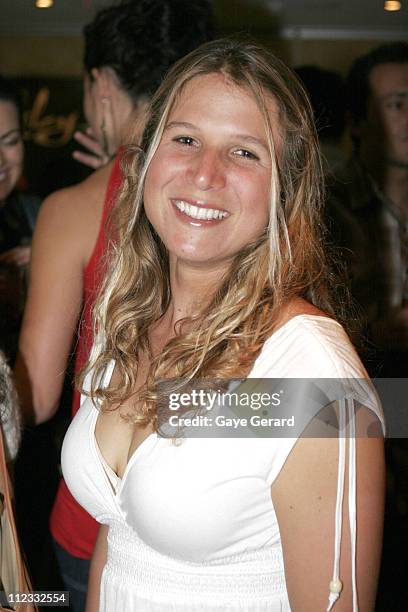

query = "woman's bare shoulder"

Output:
[[39, 162, 113, 223], [35, 163, 114, 248], [274, 297, 329, 330]]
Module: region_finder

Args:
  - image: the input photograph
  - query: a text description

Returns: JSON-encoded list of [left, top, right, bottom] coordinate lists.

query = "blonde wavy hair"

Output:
[[80, 38, 337, 425]]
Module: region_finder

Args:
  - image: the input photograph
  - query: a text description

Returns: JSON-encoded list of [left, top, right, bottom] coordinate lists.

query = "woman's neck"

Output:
[[162, 258, 228, 329]]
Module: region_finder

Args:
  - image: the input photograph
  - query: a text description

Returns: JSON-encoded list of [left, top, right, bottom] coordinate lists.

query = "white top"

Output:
[[61, 315, 384, 611]]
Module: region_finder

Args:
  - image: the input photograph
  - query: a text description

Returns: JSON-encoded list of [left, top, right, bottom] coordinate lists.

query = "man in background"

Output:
[[328, 42, 408, 377]]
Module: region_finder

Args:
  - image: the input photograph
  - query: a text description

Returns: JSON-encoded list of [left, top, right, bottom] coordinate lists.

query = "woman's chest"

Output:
[[118, 437, 281, 562], [94, 353, 154, 478]]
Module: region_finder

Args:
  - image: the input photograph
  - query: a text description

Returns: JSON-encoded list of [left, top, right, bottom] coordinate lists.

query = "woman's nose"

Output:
[[189, 148, 225, 191]]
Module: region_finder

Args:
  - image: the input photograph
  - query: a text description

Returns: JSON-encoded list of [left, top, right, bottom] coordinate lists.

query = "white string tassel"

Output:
[[327, 579, 343, 610], [327, 594, 338, 610], [326, 399, 346, 612], [347, 398, 358, 611]]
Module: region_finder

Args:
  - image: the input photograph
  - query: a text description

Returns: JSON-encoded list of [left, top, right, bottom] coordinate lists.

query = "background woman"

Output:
[[0, 76, 41, 363], [15, 0, 213, 608], [63, 40, 385, 611]]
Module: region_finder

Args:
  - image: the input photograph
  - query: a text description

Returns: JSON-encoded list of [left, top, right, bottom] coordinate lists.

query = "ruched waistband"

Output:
[[104, 519, 287, 605]]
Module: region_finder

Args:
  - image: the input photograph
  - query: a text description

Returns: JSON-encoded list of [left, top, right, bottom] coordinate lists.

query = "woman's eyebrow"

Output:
[[235, 134, 269, 154], [0, 128, 21, 142], [164, 121, 197, 132], [164, 122, 269, 151]]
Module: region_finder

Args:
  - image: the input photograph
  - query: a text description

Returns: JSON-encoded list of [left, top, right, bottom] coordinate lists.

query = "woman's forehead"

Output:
[[0, 99, 19, 120], [173, 72, 278, 110], [166, 72, 282, 146], [0, 100, 20, 134]]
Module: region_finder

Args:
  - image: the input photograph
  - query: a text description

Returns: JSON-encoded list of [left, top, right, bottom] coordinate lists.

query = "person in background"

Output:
[[295, 66, 346, 175], [0, 76, 41, 363], [15, 1, 214, 609], [327, 42, 408, 376]]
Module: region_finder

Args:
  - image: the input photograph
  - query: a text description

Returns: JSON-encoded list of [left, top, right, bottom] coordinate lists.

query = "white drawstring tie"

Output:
[[326, 397, 358, 611]]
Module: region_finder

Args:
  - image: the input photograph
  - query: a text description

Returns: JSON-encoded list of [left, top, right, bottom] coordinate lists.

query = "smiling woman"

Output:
[[0, 75, 41, 361], [61, 39, 385, 611], [0, 99, 23, 201], [143, 73, 274, 267]]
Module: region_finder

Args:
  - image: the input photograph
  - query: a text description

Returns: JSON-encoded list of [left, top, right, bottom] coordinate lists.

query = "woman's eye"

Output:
[[233, 149, 259, 161], [174, 136, 196, 146], [1, 136, 22, 147]]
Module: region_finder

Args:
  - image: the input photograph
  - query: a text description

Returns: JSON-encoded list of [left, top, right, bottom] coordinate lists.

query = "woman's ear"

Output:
[[90, 67, 115, 99]]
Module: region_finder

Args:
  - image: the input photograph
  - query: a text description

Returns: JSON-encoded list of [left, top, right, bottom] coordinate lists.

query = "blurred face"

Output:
[[0, 100, 23, 202], [359, 62, 408, 169], [143, 73, 281, 271]]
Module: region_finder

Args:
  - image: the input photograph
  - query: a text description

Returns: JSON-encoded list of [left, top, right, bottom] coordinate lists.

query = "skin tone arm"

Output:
[[272, 408, 385, 611], [85, 524, 108, 612], [15, 164, 111, 424]]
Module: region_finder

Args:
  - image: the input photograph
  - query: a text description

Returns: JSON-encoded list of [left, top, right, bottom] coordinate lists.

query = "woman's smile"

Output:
[[171, 198, 229, 224]]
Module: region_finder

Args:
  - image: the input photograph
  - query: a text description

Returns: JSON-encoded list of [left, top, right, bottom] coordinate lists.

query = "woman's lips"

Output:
[[171, 198, 229, 224]]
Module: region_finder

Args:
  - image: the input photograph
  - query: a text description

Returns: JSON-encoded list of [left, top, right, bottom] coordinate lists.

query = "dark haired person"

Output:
[[327, 42, 408, 376], [73, 0, 215, 169], [0, 75, 41, 363], [16, 1, 213, 609]]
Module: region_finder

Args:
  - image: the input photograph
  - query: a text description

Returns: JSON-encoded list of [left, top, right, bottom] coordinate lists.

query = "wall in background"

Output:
[[0, 34, 395, 78], [0, 36, 83, 77]]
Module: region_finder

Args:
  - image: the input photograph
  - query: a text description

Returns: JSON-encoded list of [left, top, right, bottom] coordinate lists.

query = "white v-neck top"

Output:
[[94, 439, 121, 494], [61, 315, 384, 611]]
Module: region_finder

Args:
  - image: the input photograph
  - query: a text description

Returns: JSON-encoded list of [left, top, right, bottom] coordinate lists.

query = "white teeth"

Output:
[[174, 200, 228, 221]]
